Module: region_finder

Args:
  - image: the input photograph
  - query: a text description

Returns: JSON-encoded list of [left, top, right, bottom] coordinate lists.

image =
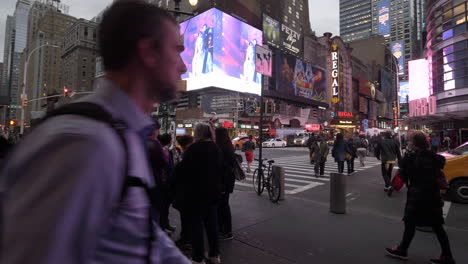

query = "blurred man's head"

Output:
[[177, 135, 194, 152], [99, 0, 186, 104]]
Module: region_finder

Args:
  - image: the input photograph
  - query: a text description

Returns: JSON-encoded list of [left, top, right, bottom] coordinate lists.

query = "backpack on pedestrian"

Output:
[[232, 153, 246, 181]]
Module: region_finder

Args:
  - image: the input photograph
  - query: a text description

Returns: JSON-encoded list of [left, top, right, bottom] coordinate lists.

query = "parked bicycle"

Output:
[[252, 158, 281, 203]]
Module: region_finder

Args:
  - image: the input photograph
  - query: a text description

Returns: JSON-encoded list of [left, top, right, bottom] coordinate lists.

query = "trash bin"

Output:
[[330, 172, 346, 214], [272, 165, 285, 200]]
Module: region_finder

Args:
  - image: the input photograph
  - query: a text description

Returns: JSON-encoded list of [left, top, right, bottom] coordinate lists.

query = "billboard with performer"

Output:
[[180, 8, 263, 95], [269, 51, 326, 104]]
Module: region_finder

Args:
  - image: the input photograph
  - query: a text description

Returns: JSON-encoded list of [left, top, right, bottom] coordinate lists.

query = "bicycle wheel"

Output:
[[268, 171, 281, 203], [252, 169, 264, 195]]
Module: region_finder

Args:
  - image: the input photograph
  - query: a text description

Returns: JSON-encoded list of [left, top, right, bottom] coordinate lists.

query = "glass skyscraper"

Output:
[[340, 0, 373, 42]]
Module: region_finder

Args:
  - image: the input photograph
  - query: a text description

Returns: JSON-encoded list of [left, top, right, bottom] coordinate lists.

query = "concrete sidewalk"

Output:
[[218, 190, 468, 264]]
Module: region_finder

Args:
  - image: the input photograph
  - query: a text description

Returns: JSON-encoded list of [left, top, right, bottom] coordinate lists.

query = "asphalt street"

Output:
[[168, 147, 468, 264]]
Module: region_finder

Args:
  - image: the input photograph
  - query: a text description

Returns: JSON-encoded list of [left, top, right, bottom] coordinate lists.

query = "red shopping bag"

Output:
[[392, 170, 404, 191]]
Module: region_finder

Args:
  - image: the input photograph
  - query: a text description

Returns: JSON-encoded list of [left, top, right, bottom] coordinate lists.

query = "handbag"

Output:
[[345, 153, 352, 160], [392, 170, 404, 191], [233, 153, 246, 181]]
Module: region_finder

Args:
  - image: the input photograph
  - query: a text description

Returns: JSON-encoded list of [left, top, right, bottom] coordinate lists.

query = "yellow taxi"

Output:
[[232, 136, 256, 150], [440, 142, 468, 204]]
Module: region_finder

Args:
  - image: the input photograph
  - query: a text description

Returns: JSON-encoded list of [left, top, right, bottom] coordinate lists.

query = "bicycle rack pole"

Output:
[[272, 165, 285, 200], [330, 172, 346, 214]]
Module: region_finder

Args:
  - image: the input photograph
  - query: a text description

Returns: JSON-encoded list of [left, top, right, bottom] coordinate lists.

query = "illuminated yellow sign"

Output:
[[331, 44, 340, 104]]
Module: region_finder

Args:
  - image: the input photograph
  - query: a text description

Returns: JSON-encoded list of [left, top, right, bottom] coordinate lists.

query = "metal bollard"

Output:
[[272, 165, 286, 200], [330, 173, 346, 214]]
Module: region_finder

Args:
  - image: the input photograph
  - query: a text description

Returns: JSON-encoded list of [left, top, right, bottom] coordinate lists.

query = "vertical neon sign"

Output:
[[331, 44, 340, 104]]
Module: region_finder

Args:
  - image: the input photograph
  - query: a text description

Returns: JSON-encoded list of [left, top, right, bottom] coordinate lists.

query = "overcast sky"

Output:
[[0, 0, 339, 62]]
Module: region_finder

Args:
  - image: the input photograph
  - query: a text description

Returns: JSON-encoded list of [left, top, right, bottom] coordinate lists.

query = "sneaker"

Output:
[[430, 256, 456, 264], [219, 233, 234, 241], [207, 256, 221, 264], [384, 186, 391, 192], [387, 187, 393, 197], [385, 247, 408, 260]]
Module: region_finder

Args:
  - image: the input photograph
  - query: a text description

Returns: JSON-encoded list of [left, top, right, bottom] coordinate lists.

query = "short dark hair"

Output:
[[98, 0, 176, 71], [411, 132, 429, 150]]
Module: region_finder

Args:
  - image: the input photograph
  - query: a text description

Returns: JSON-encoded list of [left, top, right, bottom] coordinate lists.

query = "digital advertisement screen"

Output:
[[270, 51, 327, 104], [391, 41, 405, 75], [378, 0, 390, 36], [399, 81, 409, 104], [255, 45, 272, 77], [262, 14, 280, 48], [180, 8, 263, 95], [408, 59, 430, 101]]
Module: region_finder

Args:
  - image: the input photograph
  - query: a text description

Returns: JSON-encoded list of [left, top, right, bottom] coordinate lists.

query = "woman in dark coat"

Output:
[[174, 122, 224, 264], [215, 127, 236, 240], [332, 133, 346, 173], [386, 132, 456, 264]]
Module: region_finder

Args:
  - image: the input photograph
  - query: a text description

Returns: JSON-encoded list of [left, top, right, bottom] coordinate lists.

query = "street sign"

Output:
[[10, 105, 22, 109]]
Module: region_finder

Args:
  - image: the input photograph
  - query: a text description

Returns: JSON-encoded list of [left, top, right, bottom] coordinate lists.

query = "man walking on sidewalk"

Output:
[[356, 135, 369, 167], [314, 136, 329, 177], [242, 135, 255, 172], [0, 1, 189, 263], [375, 132, 401, 194]]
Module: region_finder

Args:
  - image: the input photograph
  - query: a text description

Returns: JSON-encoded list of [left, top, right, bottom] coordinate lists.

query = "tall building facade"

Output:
[[1, 16, 15, 107], [23, 9, 77, 121], [61, 19, 98, 93], [340, 0, 373, 42], [424, 0, 468, 143]]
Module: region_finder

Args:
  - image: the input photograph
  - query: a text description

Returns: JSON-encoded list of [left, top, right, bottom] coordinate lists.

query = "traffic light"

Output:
[[9, 120, 16, 126], [22, 98, 28, 108], [63, 88, 69, 97]]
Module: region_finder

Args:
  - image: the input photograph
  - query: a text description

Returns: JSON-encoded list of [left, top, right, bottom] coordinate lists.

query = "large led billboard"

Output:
[[391, 41, 405, 75], [262, 14, 280, 48], [378, 0, 390, 36], [408, 59, 430, 101], [180, 8, 263, 95], [269, 51, 327, 104], [399, 81, 409, 104]]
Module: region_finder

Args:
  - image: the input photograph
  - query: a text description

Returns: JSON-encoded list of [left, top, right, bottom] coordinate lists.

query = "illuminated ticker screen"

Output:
[[179, 8, 263, 95], [408, 59, 430, 101]]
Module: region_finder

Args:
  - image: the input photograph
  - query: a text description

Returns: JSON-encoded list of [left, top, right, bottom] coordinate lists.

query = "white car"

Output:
[[262, 138, 287, 148]]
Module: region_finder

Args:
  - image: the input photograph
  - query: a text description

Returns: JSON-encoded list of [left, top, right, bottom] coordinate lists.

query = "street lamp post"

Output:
[[20, 43, 60, 134]]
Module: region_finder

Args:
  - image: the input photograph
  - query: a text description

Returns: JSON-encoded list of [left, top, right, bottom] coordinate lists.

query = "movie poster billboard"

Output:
[[262, 14, 281, 48], [271, 51, 326, 103], [180, 8, 263, 95], [399, 81, 409, 103], [378, 0, 390, 36], [280, 23, 303, 57], [391, 41, 405, 75], [255, 45, 272, 77]]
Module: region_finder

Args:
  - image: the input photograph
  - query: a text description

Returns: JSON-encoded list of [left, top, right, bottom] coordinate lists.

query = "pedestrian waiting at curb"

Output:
[[173, 123, 223, 264], [215, 127, 237, 241], [386, 132, 456, 264]]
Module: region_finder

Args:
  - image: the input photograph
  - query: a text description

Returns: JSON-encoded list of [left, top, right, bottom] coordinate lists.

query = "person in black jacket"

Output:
[[215, 127, 236, 241], [345, 137, 357, 174], [174, 122, 223, 264], [375, 132, 401, 193], [386, 132, 456, 264]]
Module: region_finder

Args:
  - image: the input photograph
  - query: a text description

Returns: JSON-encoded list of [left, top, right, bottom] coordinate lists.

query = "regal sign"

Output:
[[331, 45, 340, 104], [409, 96, 437, 117], [337, 111, 353, 118]]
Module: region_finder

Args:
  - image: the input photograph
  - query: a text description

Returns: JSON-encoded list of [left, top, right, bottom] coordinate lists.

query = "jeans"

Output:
[[357, 148, 367, 166], [381, 162, 395, 188], [399, 221, 453, 259], [218, 192, 232, 235], [337, 161, 345, 173], [314, 161, 325, 176], [189, 206, 220, 262], [346, 158, 355, 174]]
